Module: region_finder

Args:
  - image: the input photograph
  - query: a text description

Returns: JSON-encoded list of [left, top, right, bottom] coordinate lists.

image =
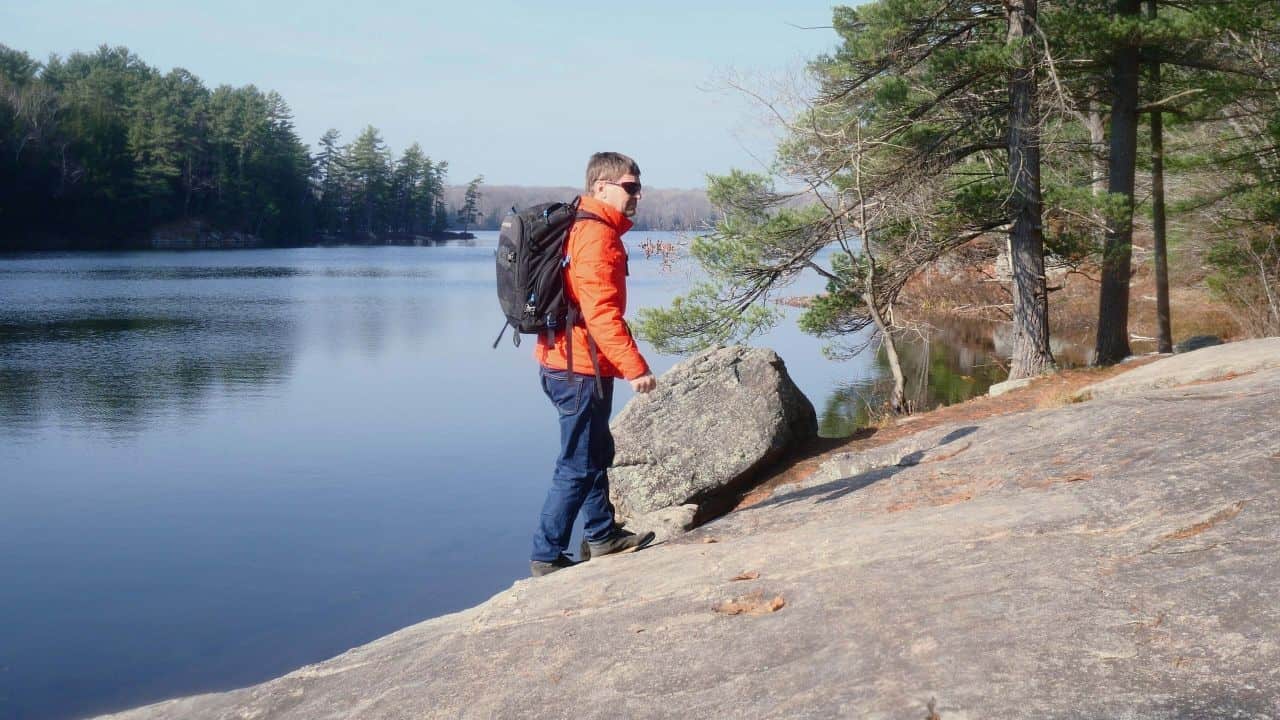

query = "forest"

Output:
[[0, 44, 454, 250], [637, 0, 1280, 397]]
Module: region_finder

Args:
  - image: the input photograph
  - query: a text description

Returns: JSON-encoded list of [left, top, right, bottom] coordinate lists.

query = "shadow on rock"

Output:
[[751, 425, 980, 510]]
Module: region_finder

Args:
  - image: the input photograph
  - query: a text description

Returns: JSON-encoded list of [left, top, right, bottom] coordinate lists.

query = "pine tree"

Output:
[[315, 129, 347, 236], [1007, 0, 1055, 377], [1094, 0, 1142, 365], [346, 125, 391, 239], [458, 175, 483, 233]]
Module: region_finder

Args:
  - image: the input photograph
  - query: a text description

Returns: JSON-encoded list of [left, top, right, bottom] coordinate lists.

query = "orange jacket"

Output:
[[535, 195, 650, 379]]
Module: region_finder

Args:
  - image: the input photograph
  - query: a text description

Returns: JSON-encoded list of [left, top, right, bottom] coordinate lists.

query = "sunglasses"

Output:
[[603, 180, 642, 196]]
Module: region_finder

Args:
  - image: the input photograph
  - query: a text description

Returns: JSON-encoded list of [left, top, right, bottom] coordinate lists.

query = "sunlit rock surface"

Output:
[[103, 343, 1280, 720]]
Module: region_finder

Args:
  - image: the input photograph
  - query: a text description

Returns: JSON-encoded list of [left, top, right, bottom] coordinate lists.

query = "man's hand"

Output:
[[630, 373, 657, 394]]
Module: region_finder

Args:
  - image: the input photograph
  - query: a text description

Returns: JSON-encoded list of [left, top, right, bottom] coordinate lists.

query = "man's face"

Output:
[[594, 173, 642, 217]]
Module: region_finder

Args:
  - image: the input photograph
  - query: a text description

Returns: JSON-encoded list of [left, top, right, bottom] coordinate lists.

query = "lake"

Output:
[[0, 232, 1006, 719]]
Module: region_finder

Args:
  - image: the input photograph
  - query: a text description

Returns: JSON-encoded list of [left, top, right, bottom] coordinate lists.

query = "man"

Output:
[[530, 152, 658, 577]]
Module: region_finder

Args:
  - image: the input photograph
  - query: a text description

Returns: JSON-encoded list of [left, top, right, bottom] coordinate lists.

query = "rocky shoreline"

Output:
[[102, 339, 1280, 719]]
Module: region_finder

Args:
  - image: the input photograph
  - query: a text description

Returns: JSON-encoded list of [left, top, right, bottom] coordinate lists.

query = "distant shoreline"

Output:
[[1, 225, 701, 253], [1, 230, 480, 253]]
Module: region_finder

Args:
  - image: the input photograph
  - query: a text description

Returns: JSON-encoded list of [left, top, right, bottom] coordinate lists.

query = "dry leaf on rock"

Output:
[[714, 590, 786, 616], [730, 571, 760, 582]]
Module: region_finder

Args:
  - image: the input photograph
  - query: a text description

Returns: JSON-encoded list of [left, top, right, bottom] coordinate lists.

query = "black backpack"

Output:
[[492, 199, 604, 393]]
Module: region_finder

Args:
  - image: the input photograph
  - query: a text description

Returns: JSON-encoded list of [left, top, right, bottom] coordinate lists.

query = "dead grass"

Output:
[[901, 232, 1241, 358]]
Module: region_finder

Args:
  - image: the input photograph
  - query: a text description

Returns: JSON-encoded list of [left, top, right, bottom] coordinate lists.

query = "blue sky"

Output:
[[4, 1, 851, 189]]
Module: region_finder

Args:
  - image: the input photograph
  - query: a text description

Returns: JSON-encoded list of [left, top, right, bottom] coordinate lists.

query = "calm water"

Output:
[[0, 233, 1004, 720]]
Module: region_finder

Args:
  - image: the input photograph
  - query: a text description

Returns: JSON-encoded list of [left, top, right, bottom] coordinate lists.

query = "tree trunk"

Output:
[[1087, 106, 1107, 200], [1006, 0, 1055, 379], [863, 292, 907, 414], [1095, 0, 1141, 365], [1147, 0, 1173, 353]]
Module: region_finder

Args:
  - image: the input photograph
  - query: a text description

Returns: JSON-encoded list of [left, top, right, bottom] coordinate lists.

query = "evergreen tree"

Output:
[[1145, 0, 1171, 353], [415, 156, 442, 235], [128, 73, 185, 219], [392, 143, 439, 235], [346, 125, 391, 238], [1007, 0, 1055, 377], [1093, 0, 1143, 364], [430, 160, 450, 235], [458, 175, 483, 233], [314, 128, 347, 236]]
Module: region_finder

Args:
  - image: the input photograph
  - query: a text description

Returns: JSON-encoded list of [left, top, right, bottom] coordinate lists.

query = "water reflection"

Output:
[[817, 323, 1009, 437], [0, 251, 486, 437], [0, 316, 199, 339], [0, 302, 296, 435], [815, 315, 1102, 436], [989, 317, 1096, 367], [0, 265, 440, 280]]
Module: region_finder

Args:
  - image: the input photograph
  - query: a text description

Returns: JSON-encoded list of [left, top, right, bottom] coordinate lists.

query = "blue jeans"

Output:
[[532, 366, 618, 562]]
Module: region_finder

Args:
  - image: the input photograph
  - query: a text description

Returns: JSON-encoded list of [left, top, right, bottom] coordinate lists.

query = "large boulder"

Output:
[[608, 346, 817, 517]]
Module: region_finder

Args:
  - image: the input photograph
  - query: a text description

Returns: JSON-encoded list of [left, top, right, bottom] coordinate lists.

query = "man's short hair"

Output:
[[584, 152, 640, 193]]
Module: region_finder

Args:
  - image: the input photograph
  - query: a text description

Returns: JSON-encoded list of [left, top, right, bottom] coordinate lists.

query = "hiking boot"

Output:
[[530, 554, 577, 577], [580, 527, 655, 561], [576, 518, 631, 560]]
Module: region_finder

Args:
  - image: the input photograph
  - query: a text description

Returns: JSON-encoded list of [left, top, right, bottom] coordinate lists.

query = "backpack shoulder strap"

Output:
[[565, 210, 609, 261], [562, 209, 608, 267]]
